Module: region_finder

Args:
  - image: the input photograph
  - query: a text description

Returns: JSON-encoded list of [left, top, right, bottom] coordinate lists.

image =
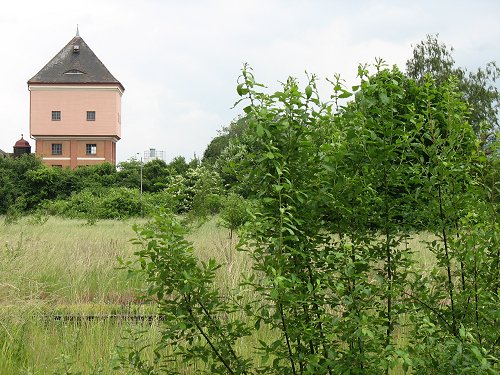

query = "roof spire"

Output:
[[76, 24, 80, 37]]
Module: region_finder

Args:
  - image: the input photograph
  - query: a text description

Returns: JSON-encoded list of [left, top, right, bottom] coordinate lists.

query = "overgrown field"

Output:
[[0, 216, 442, 374], [1, 35, 498, 374], [0, 216, 242, 374]]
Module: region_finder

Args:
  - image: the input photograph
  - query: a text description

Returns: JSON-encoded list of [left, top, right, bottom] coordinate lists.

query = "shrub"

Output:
[[219, 193, 250, 238]]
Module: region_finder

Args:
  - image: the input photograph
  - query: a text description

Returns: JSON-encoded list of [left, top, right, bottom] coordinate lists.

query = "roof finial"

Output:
[[76, 24, 80, 37], [21, 133, 23, 139]]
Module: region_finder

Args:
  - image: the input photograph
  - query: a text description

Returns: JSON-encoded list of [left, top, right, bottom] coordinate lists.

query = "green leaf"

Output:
[[236, 83, 244, 96], [379, 91, 389, 104], [256, 123, 264, 137], [305, 85, 313, 99], [338, 90, 352, 99], [322, 163, 336, 172]]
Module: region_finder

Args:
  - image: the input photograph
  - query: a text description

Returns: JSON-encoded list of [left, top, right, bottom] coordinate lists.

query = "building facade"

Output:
[[28, 30, 124, 168]]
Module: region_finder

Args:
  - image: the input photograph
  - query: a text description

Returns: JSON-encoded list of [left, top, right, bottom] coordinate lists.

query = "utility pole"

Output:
[[137, 153, 143, 217]]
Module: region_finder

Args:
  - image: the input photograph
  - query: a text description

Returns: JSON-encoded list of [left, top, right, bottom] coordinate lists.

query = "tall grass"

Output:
[[0, 216, 244, 373], [0, 216, 146, 374], [0, 216, 437, 374], [0, 217, 143, 304]]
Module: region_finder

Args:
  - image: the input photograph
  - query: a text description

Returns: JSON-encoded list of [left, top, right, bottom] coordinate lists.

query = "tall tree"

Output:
[[406, 34, 500, 142], [202, 115, 249, 165]]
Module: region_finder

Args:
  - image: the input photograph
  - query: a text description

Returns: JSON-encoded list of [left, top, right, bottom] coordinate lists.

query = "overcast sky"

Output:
[[1, 0, 499, 163]]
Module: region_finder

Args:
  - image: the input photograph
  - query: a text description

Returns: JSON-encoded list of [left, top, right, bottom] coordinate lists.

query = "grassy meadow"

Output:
[[0, 216, 253, 374], [0, 216, 437, 374]]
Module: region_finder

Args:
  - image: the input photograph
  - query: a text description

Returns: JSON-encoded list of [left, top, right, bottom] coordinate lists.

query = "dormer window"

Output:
[[87, 111, 96, 121], [52, 111, 61, 121], [64, 69, 84, 75]]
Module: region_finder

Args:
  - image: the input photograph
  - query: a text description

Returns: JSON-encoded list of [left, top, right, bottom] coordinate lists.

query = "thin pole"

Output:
[[140, 156, 143, 217]]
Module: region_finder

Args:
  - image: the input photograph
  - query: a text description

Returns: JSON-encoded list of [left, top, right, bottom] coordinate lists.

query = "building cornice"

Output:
[[28, 84, 124, 95], [32, 135, 120, 142]]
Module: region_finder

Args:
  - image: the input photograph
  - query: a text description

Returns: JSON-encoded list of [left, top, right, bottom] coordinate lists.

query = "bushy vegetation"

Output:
[[119, 61, 498, 374], [0, 156, 234, 223], [0, 35, 498, 374]]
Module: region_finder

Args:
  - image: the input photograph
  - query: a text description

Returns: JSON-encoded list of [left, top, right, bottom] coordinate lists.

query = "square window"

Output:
[[86, 144, 97, 155], [52, 111, 61, 121], [51, 144, 62, 155], [87, 111, 96, 121]]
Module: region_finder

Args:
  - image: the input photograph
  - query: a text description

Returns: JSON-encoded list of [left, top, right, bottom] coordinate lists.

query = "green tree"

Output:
[[406, 34, 500, 140], [116, 159, 142, 189], [24, 166, 79, 208], [168, 155, 189, 175], [121, 64, 499, 374], [0, 154, 43, 214], [73, 162, 117, 191], [142, 159, 170, 192], [203, 116, 249, 165]]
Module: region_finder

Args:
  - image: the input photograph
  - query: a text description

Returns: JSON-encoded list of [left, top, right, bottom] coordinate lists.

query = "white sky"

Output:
[[1, 0, 499, 163]]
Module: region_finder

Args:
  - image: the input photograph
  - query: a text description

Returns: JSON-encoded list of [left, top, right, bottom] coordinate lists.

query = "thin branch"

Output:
[[183, 294, 236, 375]]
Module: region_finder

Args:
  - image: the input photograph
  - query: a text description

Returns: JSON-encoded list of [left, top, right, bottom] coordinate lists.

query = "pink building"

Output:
[[28, 30, 124, 168]]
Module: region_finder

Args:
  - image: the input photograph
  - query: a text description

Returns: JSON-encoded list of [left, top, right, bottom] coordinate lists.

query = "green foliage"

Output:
[[214, 141, 250, 194], [168, 155, 190, 175], [118, 212, 253, 374], [219, 194, 250, 238], [0, 154, 43, 214], [43, 187, 142, 219], [142, 159, 170, 192], [74, 162, 117, 187], [407, 34, 500, 138], [99, 187, 144, 219], [203, 116, 250, 165], [189, 166, 224, 219], [24, 166, 80, 207], [123, 63, 499, 374]]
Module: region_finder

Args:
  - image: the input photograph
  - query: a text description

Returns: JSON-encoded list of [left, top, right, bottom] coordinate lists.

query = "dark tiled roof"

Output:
[[28, 36, 124, 91]]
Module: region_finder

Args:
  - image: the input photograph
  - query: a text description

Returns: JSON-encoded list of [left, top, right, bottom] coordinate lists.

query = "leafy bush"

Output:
[[122, 65, 499, 374], [190, 166, 224, 219], [144, 188, 178, 213], [42, 188, 141, 219], [219, 193, 250, 238], [99, 187, 142, 219]]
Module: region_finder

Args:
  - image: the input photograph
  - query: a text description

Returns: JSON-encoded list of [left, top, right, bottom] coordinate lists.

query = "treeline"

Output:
[[0, 154, 231, 220], [1, 34, 498, 226]]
